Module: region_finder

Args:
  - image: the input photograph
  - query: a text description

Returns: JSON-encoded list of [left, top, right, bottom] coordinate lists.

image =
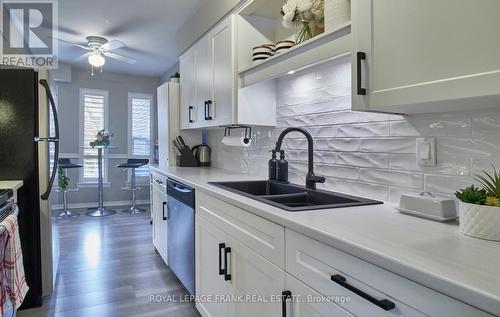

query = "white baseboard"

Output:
[[52, 199, 150, 211]]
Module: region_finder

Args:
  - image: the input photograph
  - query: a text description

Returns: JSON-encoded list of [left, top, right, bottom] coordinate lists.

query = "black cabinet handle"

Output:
[[188, 106, 193, 123], [218, 243, 225, 276], [224, 246, 231, 281], [206, 100, 212, 120], [204, 101, 208, 120], [162, 202, 167, 220], [357, 52, 367, 95], [331, 274, 395, 311], [282, 290, 291, 317]]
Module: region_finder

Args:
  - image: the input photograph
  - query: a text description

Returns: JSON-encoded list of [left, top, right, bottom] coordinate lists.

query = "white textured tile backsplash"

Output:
[[208, 55, 500, 202]]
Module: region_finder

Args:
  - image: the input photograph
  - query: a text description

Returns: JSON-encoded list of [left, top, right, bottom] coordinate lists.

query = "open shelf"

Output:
[[238, 22, 352, 87]]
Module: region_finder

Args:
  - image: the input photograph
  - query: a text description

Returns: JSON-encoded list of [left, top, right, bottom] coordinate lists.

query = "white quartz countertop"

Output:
[[150, 165, 500, 315], [0, 180, 23, 191]]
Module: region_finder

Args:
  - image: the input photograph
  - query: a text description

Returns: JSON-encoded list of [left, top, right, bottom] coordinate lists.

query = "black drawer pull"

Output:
[[357, 51, 367, 95], [224, 246, 231, 281], [331, 274, 395, 311], [218, 243, 225, 276], [282, 290, 291, 317]]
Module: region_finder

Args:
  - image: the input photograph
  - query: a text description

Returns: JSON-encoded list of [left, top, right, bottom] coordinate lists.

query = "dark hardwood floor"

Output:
[[18, 206, 200, 317]]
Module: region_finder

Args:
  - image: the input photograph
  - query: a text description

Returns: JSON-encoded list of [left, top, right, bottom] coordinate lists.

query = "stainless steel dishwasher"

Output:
[[166, 178, 195, 295]]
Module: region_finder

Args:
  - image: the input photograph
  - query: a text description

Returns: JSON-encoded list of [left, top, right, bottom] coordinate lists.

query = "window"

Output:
[[128, 93, 152, 178], [80, 89, 108, 183]]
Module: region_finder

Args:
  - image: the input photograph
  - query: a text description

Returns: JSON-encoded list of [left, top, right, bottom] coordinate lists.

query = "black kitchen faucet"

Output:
[[273, 127, 325, 190]]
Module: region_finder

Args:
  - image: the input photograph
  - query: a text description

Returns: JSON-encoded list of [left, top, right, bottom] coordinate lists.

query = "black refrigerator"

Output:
[[0, 67, 59, 309]]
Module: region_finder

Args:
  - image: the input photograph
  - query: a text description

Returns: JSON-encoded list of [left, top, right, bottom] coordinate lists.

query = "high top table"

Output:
[[80, 145, 117, 217]]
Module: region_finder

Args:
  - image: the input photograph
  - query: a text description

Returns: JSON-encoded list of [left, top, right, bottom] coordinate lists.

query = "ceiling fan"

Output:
[[56, 36, 137, 74]]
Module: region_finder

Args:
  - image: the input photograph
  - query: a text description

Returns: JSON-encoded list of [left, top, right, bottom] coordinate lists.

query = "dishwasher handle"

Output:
[[171, 183, 191, 193]]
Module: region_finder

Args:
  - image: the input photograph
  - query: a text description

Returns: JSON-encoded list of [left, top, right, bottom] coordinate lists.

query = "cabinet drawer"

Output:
[[196, 191, 284, 268], [151, 172, 167, 193], [286, 229, 492, 317]]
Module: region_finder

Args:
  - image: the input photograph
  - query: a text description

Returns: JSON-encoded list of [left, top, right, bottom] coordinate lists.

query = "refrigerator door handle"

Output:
[[34, 137, 59, 142], [38, 79, 60, 200]]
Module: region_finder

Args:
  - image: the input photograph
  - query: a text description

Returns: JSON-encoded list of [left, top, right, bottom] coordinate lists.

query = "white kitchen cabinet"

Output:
[[156, 82, 179, 169], [179, 47, 196, 129], [151, 172, 168, 264], [208, 16, 234, 127], [179, 14, 276, 129], [195, 192, 286, 317], [194, 35, 212, 127], [352, 0, 500, 114], [195, 215, 228, 317], [227, 236, 284, 317]]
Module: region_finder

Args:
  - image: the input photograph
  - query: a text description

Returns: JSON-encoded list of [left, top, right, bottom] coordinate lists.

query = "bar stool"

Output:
[[57, 158, 82, 218], [117, 159, 149, 214]]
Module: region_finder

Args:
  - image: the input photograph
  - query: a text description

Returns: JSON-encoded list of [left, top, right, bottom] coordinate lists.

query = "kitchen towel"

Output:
[[0, 212, 29, 314]]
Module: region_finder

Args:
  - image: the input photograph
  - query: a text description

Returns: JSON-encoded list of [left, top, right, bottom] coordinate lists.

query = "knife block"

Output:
[[176, 150, 199, 167]]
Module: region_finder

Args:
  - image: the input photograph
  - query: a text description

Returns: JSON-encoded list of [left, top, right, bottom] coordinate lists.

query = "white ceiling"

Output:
[[54, 0, 205, 77]]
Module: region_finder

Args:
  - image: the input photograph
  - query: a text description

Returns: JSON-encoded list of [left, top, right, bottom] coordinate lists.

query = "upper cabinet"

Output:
[[352, 0, 500, 114], [179, 47, 196, 129], [180, 15, 277, 130]]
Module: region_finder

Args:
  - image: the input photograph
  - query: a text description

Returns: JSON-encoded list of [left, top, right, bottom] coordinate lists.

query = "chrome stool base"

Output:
[[85, 207, 116, 217], [58, 210, 79, 219], [123, 206, 146, 214]]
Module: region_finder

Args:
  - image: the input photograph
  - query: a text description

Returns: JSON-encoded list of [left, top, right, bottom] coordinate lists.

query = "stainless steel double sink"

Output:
[[209, 180, 383, 211]]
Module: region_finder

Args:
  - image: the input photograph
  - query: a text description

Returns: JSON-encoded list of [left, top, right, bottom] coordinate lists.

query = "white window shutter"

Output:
[[82, 93, 105, 180], [129, 96, 151, 178]]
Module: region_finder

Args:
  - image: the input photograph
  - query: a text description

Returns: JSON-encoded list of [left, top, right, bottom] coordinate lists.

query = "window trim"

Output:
[[127, 92, 153, 181], [79, 88, 110, 184]]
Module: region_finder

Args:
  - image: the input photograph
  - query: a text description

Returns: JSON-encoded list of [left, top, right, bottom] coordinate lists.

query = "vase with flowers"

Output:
[[455, 165, 500, 241], [281, 0, 324, 44], [90, 129, 113, 148]]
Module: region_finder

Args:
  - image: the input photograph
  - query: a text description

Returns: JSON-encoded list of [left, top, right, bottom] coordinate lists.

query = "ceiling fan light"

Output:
[[88, 52, 105, 67]]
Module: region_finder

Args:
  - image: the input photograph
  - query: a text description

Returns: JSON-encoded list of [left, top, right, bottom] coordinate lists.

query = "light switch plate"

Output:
[[416, 138, 437, 166]]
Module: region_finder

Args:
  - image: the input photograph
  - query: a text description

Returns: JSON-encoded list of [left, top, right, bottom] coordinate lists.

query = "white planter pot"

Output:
[[459, 202, 500, 241], [324, 0, 351, 32]]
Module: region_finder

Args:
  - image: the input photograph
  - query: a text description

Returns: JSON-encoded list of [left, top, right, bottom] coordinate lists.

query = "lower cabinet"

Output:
[[195, 215, 284, 317], [195, 216, 228, 317], [195, 192, 494, 317], [227, 236, 284, 317], [151, 172, 168, 264]]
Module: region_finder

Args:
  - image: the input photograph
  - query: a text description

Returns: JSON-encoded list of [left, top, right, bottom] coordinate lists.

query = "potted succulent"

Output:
[[171, 72, 180, 82], [455, 166, 500, 241]]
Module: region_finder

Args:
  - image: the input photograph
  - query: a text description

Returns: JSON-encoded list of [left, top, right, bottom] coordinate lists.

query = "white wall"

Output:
[[208, 55, 500, 202], [52, 65, 160, 207]]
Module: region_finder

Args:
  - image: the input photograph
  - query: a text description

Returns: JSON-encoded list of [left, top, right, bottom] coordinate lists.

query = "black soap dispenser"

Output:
[[276, 150, 289, 182], [268, 150, 278, 180]]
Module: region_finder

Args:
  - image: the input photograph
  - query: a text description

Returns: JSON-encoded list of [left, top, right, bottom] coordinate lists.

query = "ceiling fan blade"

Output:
[[53, 37, 90, 50], [75, 52, 92, 61], [103, 51, 136, 64], [101, 40, 125, 51]]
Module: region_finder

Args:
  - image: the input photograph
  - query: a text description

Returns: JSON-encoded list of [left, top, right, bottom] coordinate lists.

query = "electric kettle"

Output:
[[192, 143, 211, 167]]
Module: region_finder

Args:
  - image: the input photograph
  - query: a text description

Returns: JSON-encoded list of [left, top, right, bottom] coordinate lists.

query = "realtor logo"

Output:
[[0, 0, 58, 68]]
